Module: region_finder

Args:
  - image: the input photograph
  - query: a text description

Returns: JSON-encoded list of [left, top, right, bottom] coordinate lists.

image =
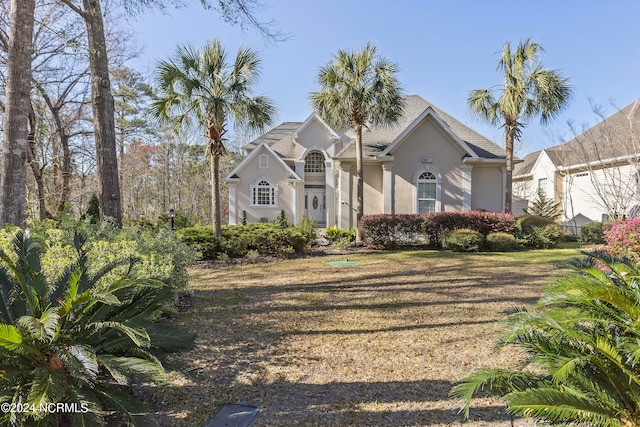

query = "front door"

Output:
[[305, 190, 326, 224]]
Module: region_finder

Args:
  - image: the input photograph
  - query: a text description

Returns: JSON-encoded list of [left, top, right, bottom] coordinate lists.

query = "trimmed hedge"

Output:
[[442, 229, 483, 252], [359, 211, 515, 249], [424, 211, 515, 247], [486, 232, 520, 251], [360, 214, 425, 248]]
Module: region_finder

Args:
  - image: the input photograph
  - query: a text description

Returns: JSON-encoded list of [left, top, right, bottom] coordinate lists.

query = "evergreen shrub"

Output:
[[580, 221, 605, 244], [442, 228, 484, 252], [485, 232, 520, 251]]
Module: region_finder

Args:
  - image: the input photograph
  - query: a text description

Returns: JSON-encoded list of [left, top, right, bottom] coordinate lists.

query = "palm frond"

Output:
[[450, 368, 545, 418], [505, 387, 620, 426], [0, 324, 22, 351]]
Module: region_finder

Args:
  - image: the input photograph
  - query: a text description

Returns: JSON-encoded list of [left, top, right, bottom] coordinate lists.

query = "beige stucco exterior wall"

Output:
[[470, 166, 504, 212], [392, 116, 465, 213], [363, 163, 383, 215], [294, 119, 340, 158], [232, 146, 298, 224]]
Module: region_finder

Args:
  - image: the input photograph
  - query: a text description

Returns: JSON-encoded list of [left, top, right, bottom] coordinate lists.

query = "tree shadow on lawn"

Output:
[[149, 254, 564, 426], [151, 376, 520, 426]]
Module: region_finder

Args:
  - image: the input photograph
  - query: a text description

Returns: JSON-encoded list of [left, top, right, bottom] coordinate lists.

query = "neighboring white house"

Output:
[[224, 95, 509, 228], [513, 98, 640, 231]]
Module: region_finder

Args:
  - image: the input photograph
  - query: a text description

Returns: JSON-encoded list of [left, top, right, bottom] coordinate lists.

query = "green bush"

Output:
[[178, 222, 310, 259], [580, 221, 605, 244], [515, 214, 555, 233], [295, 215, 317, 245], [324, 226, 356, 243], [0, 231, 193, 426], [514, 215, 564, 249], [485, 232, 520, 251], [176, 225, 221, 259], [442, 229, 483, 252], [2, 219, 196, 290]]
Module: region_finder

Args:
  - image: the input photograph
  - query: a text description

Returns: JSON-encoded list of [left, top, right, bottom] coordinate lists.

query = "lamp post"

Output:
[[169, 208, 175, 231]]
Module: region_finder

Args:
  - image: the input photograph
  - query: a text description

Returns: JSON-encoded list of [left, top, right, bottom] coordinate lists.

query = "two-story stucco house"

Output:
[[224, 95, 509, 228]]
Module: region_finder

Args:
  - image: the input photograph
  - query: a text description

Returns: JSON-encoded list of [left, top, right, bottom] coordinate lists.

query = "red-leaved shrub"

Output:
[[360, 214, 425, 248], [423, 211, 515, 247], [360, 211, 514, 249], [603, 218, 640, 262]]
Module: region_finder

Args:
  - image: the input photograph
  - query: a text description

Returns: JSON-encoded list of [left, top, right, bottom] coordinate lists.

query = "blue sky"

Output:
[[131, 0, 640, 155]]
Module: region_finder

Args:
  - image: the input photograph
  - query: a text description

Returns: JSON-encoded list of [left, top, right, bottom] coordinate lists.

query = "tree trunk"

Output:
[[82, 0, 122, 226], [355, 124, 364, 240], [0, 0, 35, 225], [26, 102, 48, 220], [210, 151, 221, 238], [504, 126, 515, 214]]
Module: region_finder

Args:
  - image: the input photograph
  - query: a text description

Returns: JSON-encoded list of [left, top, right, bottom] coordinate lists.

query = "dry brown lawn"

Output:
[[149, 248, 581, 426]]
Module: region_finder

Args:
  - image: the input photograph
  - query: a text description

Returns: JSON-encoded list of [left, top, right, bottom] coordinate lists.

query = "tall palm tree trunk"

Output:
[[210, 151, 222, 238], [504, 126, 515, 214], [355, 125, 364, 240]]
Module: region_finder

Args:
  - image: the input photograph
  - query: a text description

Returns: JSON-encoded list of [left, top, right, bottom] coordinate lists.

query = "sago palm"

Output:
[[153, 40, 276, 237], [468, 38, 572, 213], [0, 230, 193, 426], [310, 43, 405, 235], [451, 251, 640, 426]]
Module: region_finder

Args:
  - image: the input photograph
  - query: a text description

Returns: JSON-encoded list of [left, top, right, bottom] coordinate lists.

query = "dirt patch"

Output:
[[148, 249, 578, 426]]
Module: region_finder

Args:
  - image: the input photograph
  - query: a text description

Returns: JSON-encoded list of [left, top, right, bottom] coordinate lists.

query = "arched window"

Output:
[[304, 152, 326, 173], [251, 179, 276, 206], [417, 171, 438, 214]]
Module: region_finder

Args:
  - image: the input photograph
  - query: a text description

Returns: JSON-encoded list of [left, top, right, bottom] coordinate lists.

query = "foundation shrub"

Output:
[[485, 232, 520, 251], [423, 211, 515, 247], [442, 229, 484, 252], [514, 215, 564, 249], [324, 226, 356, 244], [360, 214, 425, 248]]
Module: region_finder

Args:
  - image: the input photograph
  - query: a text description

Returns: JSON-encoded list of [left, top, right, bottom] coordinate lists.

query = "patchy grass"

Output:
[[150, 248, 581, 426]]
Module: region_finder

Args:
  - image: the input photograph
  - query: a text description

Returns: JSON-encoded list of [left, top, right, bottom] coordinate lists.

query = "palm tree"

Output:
[[310, 43, 405, 235], [451, 251, 640, 426], [153, 40, 276, 238], [468, 39, 572, 213]]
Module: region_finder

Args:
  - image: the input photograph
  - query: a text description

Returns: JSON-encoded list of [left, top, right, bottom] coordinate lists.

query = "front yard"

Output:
[[150, 248, 581, 426]]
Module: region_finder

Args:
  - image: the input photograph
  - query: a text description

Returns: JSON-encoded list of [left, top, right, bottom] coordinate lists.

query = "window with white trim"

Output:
[[251, 179, 276, 206], [304, 152, 325, 173], [417, 171, 437, 214], [537, 177, 548, 196]]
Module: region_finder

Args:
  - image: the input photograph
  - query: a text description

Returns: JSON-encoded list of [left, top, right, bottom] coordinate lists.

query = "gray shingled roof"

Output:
[[513, 150, 543, 177], [242, 122, 301, 156], [244, 95, 508, 161], [334, 95, 506, 159]]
